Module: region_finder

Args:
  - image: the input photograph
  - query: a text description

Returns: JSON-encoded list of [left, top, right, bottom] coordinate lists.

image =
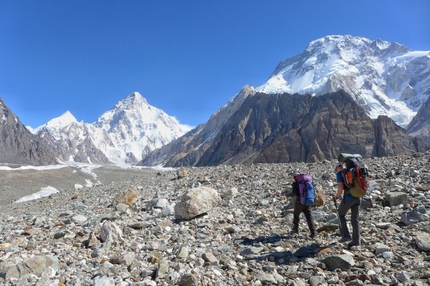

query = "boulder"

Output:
[[174, 186, 219, 220], [115, 186, 139, 206], [385, 191, 408, 206], [321, 254, 355, 271], [1, 255, 58, 281]]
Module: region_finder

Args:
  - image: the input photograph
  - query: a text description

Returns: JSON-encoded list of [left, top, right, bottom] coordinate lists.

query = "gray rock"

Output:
[[93, 276, 115, 286], [309, 275, 326, 286], [321, 254, 355, 271], [100, 220, 123, 243], [385, 191, 408, 206], [416, 232, 430, 251], [156, 258, 169, 279], [71, 214, 87, 225], [1, 255, 58, 281], [202, 252, 218, 265], [375, 243, 391, 255], [178, 273, 199, 286]]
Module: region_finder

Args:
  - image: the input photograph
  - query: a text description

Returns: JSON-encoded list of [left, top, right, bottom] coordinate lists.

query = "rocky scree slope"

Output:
[[1, 153, 430, 285]]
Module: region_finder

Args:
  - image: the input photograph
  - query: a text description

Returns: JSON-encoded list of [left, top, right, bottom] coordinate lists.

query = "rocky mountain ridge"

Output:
[[408, 94, 430, 143], [139, 90, 429, 167]]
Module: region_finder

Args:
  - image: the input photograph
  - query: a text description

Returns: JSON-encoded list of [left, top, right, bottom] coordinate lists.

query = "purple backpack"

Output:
[[297, 173, 315, 206]]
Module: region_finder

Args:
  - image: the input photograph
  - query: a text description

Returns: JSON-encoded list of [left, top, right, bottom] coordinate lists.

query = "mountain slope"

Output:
[[35, 113, 112, 164], [139, 86, 256, 166], [0, 98, 57, 165]]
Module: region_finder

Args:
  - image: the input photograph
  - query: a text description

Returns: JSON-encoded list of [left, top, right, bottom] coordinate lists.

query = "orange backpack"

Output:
[[341, 157, 369, 197]]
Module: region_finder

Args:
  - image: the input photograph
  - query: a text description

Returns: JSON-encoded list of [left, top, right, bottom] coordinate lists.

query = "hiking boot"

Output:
[[348, 242, 360, 249], [310, 232, 317, 239], [338, 236, 351, 243], [290, 228, 298, 235]]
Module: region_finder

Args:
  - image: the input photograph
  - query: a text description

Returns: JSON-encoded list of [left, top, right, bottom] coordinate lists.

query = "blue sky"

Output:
[[1, 1, 429, 128]]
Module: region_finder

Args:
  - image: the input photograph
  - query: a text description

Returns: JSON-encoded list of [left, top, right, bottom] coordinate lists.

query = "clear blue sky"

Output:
[[1, 1, 429, 128]]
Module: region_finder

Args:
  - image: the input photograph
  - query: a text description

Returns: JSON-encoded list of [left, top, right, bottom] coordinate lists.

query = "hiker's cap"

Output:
[[333, 161, 342, 169]]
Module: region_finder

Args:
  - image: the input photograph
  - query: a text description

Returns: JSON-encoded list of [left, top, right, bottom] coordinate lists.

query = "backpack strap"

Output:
[[341, 169, 347, 185], [340, 170, 351, 194]]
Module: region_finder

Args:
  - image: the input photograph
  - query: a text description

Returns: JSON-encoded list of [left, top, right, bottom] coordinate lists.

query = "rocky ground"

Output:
[[0, 165, 158, 206], [1, 154, 430, 285]]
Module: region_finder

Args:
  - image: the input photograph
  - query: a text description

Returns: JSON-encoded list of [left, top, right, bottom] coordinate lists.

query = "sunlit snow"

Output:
[[33, 111, 78, 133]]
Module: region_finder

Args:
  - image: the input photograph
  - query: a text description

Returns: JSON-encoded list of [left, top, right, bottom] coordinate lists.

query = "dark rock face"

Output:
[[407, 94, 430, 143], [374, 115, 424, 157], [0, 98, 57, 166], [140, 91, 429, 167]]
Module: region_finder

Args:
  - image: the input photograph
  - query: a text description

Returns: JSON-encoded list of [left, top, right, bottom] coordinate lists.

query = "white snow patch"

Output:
[[85, 179, 94, 187], [149, 165, 176, 172], [0, 165, 68, 171], [15, 186, 59, 203]]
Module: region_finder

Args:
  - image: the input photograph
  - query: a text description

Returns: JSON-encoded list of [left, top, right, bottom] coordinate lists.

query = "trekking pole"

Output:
[[332, 195, 338, 209], [332, 195, 343, 237]]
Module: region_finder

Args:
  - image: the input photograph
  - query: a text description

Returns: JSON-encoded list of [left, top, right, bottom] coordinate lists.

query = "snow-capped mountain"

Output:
[[257, 35, 430, 128], [93, 92, 192, 164], [33, 92, 192, 165]]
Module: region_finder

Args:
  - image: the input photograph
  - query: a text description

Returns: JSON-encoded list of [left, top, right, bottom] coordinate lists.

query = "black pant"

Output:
[[293, 201, 316, 234]]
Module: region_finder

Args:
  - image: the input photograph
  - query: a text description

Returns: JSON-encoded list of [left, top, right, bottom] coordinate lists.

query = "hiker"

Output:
[[334, 161, 361, 248], [290, 175, 316, 238]]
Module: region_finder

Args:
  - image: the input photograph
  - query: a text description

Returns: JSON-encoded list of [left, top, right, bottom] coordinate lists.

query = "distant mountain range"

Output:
[[1, 35, 429, 166]]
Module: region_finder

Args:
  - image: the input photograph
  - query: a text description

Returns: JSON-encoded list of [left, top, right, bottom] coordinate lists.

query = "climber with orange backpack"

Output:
[[334, 153, 369, 249]]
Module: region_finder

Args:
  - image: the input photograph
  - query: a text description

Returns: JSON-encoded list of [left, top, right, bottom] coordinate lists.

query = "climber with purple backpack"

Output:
[[290, 173, 317, 238]]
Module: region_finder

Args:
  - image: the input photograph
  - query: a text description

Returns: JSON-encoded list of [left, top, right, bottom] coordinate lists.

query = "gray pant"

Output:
[[338, 197, 361, 244]]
